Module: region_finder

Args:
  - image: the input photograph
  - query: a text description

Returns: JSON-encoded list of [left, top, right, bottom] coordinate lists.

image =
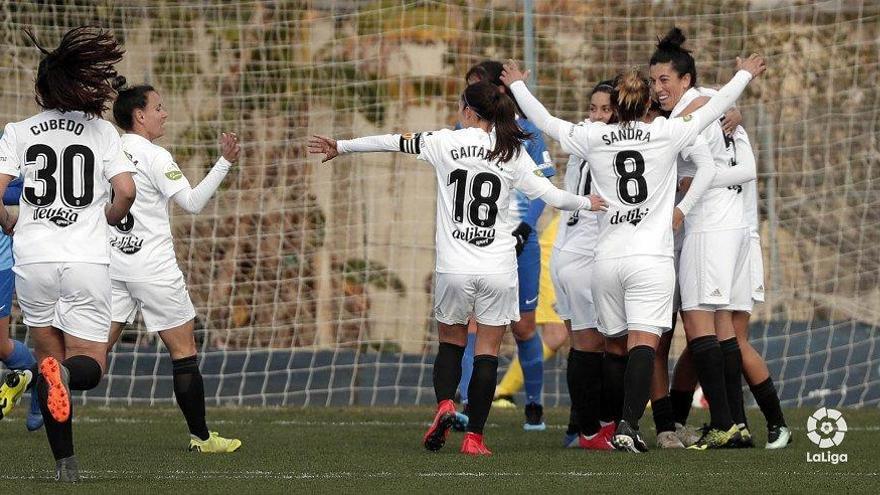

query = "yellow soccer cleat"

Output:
[[687, 424, 742, 450], [0, 370, 34, 420], [189, 431, 242, 453]]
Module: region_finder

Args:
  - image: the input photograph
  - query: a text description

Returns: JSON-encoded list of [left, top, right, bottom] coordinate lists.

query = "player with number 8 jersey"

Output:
[[503, 52, 766, 452], [309, 80, 605, 456]]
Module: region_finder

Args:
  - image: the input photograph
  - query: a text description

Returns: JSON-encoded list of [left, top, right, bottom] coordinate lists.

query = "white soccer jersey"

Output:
[[672, 88, 745, 232], [554, 116, 711, 261], [0, 110, 135, 265], [553, 152, 600, 256], [736, 130, 760, 237], [415, 128, 557, 274], [110, 134, 191, 282]]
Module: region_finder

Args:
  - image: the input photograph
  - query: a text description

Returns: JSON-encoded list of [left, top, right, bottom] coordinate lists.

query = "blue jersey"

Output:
[[510, 118, 554, 224], [0, 177, 22, 270]]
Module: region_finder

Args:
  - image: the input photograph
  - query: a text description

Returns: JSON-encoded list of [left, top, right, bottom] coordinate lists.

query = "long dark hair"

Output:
[[465, 60, 524, 115], [25, 26, 125, 117], [113, 79, 156, 131], [613, 67, 651, 126], [461, 81, 532, 163], [649, 27, 697, 88]]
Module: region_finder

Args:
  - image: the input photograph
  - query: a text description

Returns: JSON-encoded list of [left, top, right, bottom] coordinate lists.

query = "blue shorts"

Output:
[[0, 268, 13, 318], [517, 236, 540, 312]]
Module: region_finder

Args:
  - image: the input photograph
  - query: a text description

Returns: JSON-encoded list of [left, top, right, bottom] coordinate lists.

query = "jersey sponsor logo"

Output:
[[110, 234, 144, 255], [525, 296, 538, 305], [710, 288, 723, 297], [609, 206, 649, 227], [451, 226, 496, 247], [682, 114, 693, 122], [532, 168, 545, 177], [124, 150, 138, 167], [165, 169, 183, 180], [33, 206, 79, 228]]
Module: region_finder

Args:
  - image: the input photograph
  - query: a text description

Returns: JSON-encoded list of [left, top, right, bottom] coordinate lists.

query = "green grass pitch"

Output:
[[1, 406, 877, 493]]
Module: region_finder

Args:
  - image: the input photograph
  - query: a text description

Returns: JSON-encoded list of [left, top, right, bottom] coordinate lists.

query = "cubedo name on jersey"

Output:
[[29, 118, 85, 136]]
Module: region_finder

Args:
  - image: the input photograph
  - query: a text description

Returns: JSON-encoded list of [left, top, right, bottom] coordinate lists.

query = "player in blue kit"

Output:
[[0, 176, 43, 431]]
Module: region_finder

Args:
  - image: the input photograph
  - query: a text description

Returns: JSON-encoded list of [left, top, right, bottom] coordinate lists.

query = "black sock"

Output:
[[36, 374, 73, 460], [62, 355, 102, 390], [567, 350, 603, 436], [652, 395, 676, 433], [720, 338, 747, 426], [749, 377, 786, 428], [670, 388, 695, 425], [465, 355, 498, 435], [689, 335, 733, 430], [600, 352, 627, 423], [433, 342, 465, 403], [566, 406, 579, 436], [172, 355, 210, 441], [620, 346, 654, 428]]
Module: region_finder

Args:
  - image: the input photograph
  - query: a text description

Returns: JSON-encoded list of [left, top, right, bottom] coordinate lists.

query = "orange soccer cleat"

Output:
[[423, 399, 457, 452], [39, 358, 71, 423], [460, 432, 492, 456]]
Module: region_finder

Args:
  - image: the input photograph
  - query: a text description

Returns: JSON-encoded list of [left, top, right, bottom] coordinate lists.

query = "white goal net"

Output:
[[0, 0, 877, 408]]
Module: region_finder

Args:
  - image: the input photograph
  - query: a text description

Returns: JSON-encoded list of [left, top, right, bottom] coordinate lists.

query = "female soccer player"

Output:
[[502, 51, 766, 452], [457, 61, 553, 431], [308, 80, 605, 455], [649, 28, 758, 449], [106, 83, 241, 453], [549, 80, 620, 450], [669, 126, 791, 449], [0, 27, 137, 481], [0, 177, 43, 431]]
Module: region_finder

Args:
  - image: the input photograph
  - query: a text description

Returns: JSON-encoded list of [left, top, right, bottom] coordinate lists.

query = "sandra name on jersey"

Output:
[[30, 118, 85, 136], [601, 127, 651, 145]]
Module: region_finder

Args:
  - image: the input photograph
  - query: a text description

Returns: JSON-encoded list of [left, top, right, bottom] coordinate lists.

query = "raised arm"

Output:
[[173, 133, 239, 214], [674, 54, 766, 146], [500, 60, 577, 145]]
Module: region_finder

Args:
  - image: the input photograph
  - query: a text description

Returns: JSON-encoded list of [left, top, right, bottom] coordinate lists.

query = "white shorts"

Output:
[[749, 236, 765, 304], [433, 270, 519, 326], [679, 227, 750, 311], [112, 272, 197, 332], [592, 255, 675, 338], [14, 262, 112, 343], [550, 249, 598, 331]]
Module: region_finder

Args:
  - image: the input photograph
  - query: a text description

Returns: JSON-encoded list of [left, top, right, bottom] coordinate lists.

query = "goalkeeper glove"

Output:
[[512, 222, 532, 257]]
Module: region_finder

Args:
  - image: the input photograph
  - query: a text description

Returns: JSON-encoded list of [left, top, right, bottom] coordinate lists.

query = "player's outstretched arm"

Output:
[[685, 54, 766, 136], [309, 133, 422, 162], [107, 172, 137, 225], [172, 132, 238, 214], [501, 60, 575, 145]]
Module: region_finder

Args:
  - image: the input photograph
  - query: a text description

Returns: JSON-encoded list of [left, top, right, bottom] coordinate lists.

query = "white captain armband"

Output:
[[399, 132, 422, 154]]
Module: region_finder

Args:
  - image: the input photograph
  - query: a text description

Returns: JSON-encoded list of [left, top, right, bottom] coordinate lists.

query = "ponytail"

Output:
[[613, 67, 651, 126], [461, 81, 532, 164]]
